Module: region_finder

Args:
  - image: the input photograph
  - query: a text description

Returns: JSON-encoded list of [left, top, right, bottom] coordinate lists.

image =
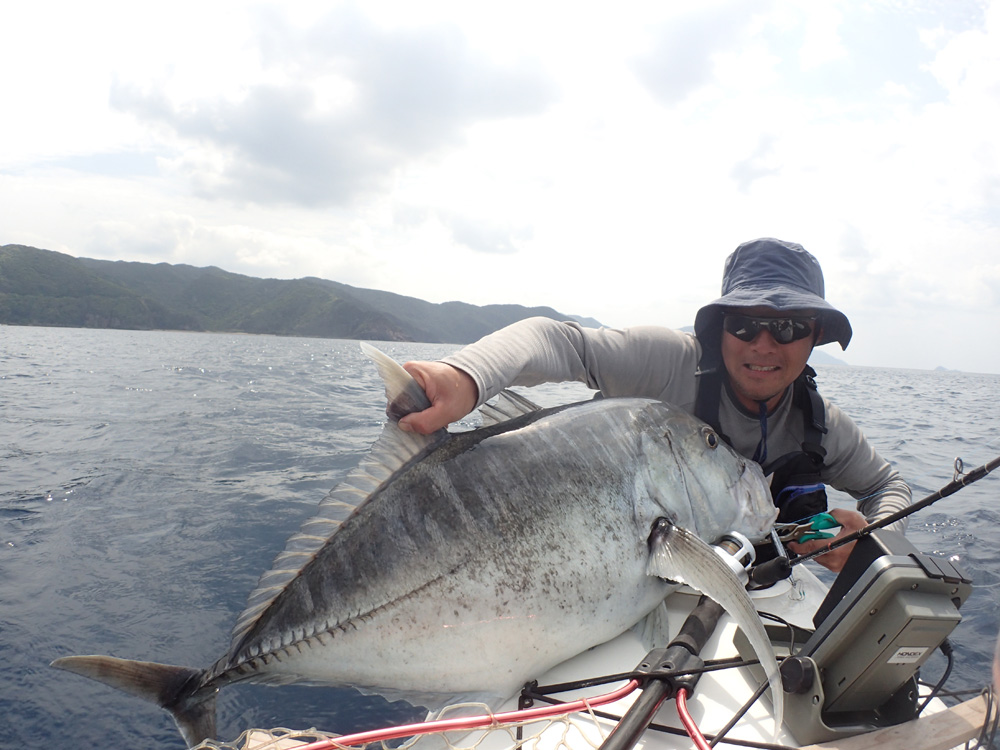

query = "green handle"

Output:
[[798, 512, 840, 542]]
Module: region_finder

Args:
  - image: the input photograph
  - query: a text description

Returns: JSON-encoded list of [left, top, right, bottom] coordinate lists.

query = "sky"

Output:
[[2, 0, 999, 373]]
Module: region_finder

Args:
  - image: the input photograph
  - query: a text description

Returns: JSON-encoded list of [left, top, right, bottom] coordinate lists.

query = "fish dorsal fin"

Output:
[[228, 344, 447, 655], [478, 389, 542, 426], [361, 342, 441, 426]]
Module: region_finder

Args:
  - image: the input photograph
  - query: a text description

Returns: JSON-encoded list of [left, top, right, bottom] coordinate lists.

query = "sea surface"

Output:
[[2, 326, 999, 748]]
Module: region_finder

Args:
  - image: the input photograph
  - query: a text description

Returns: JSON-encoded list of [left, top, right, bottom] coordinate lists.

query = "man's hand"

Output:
[[397, 361, 478, 435], [787, 508, 868, 573]]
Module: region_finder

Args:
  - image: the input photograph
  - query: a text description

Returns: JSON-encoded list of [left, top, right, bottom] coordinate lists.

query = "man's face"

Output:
[[720, 306, 818, 411]]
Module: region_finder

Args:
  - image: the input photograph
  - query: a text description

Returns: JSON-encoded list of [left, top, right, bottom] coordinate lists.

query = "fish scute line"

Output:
[[229, 562, 475, 674], [231, 475, 385, 645]]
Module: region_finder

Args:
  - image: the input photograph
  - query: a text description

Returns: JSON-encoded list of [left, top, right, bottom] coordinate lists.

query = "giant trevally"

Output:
[[52, 344, 780, 747]]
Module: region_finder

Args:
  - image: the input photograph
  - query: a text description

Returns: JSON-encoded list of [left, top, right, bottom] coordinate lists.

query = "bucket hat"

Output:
[[694, 238, 852, 350]]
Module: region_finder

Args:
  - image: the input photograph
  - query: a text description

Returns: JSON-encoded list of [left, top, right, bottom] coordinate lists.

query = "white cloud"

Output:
[[797, 2, 848, 69], [104, 5, 557, 209]]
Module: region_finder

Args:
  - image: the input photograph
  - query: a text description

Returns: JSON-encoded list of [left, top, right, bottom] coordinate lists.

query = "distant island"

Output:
[[0, 244, 855, 367], [809, 349, 848, 367], [0, 244, 602, 344]]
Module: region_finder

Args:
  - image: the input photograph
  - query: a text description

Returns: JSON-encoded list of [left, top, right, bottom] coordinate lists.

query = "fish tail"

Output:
[[51, 655, 216, 747]]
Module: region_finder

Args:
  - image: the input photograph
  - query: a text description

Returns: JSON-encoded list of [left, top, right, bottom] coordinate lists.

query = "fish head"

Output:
[[638, 403, 777, 543]]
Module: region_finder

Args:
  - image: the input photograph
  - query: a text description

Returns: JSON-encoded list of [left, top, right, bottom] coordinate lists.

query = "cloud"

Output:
[[439, 213, 531, 255], [37, 152, 162, 179], [730, 135, 781, 192], [391, 203, 530, 255], [86, 214, 199, 262], [84, 212, 345, 278], [109, 6, 556, 209], [631, 2, 766, 104]]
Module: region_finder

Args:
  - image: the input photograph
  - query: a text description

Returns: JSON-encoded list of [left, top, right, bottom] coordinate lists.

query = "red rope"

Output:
[[292, 679, 640, 750]]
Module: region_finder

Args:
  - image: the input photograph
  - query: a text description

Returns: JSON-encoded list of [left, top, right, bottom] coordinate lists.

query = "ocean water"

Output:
[[2, 326, 999, 748]]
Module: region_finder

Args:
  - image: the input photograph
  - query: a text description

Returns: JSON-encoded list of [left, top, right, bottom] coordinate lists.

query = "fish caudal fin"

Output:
[[51, 655, 216, 747], [646, 521, 784, 741]]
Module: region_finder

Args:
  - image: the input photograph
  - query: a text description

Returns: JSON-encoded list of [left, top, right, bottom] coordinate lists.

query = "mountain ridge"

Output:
[[0, 244, 602, 343]]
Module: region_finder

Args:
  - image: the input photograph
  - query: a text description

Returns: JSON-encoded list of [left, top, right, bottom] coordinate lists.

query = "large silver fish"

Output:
[[52, 344, 779, 747]]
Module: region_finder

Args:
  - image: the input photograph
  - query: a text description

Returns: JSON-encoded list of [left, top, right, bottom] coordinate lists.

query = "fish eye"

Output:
[[703, 429, 719, 449]]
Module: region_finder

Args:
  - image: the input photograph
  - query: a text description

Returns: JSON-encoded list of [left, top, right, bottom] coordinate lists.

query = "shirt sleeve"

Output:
[[440, 317, 701, 409], [820, 399, 912, 532]]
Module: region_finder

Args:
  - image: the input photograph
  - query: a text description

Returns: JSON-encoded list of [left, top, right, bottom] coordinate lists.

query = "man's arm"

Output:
[[397, 317, 596, 434], [398, 317, 701, 434]]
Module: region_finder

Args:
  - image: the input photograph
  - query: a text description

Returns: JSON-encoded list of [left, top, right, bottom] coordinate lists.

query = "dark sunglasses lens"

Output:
[[723, 315, 758, 342], [785, 318, 813, 342], [771, 319, 796, 343], [724, 316, 812, 344]]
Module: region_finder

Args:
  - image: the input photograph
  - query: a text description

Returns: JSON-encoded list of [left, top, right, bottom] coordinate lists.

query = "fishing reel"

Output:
[[712, 531, 796, 591], [711, 532, 757, 584]]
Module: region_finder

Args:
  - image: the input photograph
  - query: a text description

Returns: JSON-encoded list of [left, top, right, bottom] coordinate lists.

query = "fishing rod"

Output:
[[790, 453, 1000, 567]]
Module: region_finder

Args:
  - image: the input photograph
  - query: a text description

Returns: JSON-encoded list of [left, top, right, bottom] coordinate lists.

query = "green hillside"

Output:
[[0, 244, 598, 343]]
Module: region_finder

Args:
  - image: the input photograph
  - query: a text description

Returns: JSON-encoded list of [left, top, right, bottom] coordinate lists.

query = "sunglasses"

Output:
[[723, 314, 816, 344]]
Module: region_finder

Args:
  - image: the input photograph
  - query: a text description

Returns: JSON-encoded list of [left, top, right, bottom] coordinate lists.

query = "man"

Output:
[[397, 238, 911, 572]]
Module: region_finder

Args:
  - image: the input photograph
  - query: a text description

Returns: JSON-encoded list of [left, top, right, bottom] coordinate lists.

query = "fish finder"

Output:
[[737, 529, 973, 745]]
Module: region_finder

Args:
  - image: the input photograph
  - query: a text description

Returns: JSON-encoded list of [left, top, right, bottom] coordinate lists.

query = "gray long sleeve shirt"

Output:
[[442, 317, 911, 530]]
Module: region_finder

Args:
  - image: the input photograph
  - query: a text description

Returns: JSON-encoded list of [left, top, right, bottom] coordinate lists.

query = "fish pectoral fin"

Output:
[[51, 655, 215, 747], [645, 518, 688, 583], [644, 519, 784, 741]]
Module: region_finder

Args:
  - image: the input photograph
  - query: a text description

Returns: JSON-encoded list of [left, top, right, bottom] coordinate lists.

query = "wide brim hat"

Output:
[[694, 238, 852, 351]]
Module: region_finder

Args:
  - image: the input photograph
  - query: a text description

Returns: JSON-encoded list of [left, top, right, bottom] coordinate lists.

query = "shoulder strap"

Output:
[[795, 364, 827, 460], [694, 367, 721, 431], [694, 365, 734, 447]]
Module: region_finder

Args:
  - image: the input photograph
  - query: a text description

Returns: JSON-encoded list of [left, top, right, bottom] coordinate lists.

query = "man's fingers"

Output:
[[398, 408, 445, 435], [396, 361, 478, 435], [402, 361, 431, 391]]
